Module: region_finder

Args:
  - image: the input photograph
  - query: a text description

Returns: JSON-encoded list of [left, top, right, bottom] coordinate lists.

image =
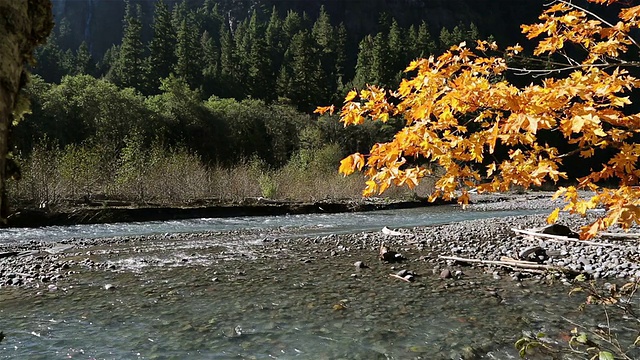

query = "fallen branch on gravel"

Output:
[[389, 274, 412, 282], [511, 228, 621, 247], [438, 255, 579, 276], [598, 232, 640, 240]]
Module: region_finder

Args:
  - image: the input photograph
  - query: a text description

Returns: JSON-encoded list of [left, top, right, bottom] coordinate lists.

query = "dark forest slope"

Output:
[[51, 0, 545, 58]]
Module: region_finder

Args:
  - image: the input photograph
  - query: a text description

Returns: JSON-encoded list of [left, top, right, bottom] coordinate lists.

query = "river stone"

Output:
[[440, 269, 452, 279], [104, 284, 116, 290], [354, 261, 367, 269]]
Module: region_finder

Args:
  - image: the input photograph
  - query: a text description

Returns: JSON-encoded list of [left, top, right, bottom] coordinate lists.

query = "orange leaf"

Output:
[[314, 105, 335, 115]]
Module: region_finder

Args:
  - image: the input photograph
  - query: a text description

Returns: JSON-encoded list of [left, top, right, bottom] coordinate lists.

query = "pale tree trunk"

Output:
[[0, 0, 53, 221]]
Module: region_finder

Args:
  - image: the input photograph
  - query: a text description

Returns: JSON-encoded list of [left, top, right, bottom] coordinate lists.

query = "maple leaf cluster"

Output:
[[316, 0, 640, 239]]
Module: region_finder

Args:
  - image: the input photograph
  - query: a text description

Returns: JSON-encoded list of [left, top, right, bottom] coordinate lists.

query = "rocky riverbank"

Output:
[[0, 192, 638, 290]]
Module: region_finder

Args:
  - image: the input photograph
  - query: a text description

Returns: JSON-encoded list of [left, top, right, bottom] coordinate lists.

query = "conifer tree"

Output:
[[334, 22, 348, 95], [414, 21, 436, 58], [233, 18, 250, 96], [219, 24, 239, 98], [265, 6, 284, 96], [387, 19, 404, 86], [281, 10, 303, 51], [352, 35, 374, 89], [198, 0, 224, 37], [279, 30, 321, 111], [370, 32, 392, 87], [108, 1, 145, 91], [201, 30, 220, 98], [246, 10, 272, 99], [174, 13, 202, 89], [311, 5, 335, 104], [73, 41, 93, 76], [147, 0, 176, 94], [32, 34, 67, 83]]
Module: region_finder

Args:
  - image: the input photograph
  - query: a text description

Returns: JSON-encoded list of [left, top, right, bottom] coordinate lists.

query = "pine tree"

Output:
[[32, 33, 68, 83], [108, 1, 145, 91], [334, 22, 348, 95], [219, 23, 239, 98], [387, 19, 404, 86], [171, 0, 188, 30], [201, 30, 220, 98], [281, 10, 303, 50], [438, 27, 454, 52], [147, 0, 176, 94], [198, 0, 224, 36], [265, 6, 284, 96], [311, 5, 335, 104], [174, 12, 202, 89], [352, 35, 374, 89], [73, 41, 93, 76], [233, 18, 250, 95], [414, 21, 436, 58], [246, 9, 272, 99], [371, 31, 392, 87], [97, 44, 119, 77], [279, 30, 322, 111]]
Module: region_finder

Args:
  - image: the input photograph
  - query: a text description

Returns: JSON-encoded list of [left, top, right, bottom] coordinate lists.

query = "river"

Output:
[[0, 205, 636, 359]]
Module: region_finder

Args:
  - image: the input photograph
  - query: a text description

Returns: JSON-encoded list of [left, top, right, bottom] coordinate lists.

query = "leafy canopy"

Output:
[[317, 0, 640, 239]]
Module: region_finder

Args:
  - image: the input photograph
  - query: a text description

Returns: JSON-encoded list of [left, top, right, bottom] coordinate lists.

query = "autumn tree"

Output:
[[319, 0, 640, 239]]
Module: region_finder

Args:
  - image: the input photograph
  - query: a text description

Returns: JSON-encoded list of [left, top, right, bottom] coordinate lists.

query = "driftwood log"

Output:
[[511, 228, 623, 248], [438, 255, 580, 276]]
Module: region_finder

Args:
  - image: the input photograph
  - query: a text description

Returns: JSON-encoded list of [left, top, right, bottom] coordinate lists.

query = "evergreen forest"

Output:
[[14, 0, 490, 207]]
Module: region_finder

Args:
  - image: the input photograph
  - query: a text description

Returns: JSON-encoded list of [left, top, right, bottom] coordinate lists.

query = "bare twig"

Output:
[[555, 0, 640, 52]]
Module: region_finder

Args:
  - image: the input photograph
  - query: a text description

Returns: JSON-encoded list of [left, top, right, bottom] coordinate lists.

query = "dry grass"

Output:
[[7, 143, 437, 208]]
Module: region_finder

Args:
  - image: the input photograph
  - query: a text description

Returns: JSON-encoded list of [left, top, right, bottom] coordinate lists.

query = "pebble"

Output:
[[354, 261, 367, 269]]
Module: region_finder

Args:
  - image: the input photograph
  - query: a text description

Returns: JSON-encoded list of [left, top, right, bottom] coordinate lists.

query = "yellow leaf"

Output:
[[547, 208, 560, 224], [363, 180, 377, 197], [345, 90, 358, 102], [377, 113, 389, 122], [486, 162, 497, 177], [338, 156, 355, 176]]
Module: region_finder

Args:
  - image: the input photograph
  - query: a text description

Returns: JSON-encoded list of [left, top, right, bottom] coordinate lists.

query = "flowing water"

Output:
[[0, 206, 637, 359], [0, 206, 542, 244]]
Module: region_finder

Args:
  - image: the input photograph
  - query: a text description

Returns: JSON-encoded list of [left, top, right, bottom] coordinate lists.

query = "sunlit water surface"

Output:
[[0, 206, 540, 244]]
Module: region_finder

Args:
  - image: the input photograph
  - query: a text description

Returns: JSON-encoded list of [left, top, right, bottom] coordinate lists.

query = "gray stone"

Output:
[[440, 269, 452, 279], [354, 261, 368, 269]]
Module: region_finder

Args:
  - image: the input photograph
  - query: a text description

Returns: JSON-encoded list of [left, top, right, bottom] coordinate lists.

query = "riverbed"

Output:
[[0, 194, 638, 359]]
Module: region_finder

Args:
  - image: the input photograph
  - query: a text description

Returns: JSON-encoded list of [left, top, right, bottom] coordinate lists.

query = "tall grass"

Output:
[[7, 140, 436, 209]]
